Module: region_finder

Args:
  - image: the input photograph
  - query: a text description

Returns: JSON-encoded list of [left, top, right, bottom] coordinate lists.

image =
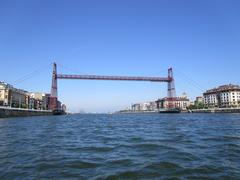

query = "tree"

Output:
[[187, 104, 196, 110], [196, 102, 204, 109]]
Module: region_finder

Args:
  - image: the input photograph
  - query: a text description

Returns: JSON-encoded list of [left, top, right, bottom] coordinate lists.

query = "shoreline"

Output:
[[190, 108, 240, 113], [0, 106, 53, 118], [117, 108, 240, 114]]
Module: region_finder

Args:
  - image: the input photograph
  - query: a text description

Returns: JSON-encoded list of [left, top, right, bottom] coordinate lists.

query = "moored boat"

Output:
[[52, 109, 66, 115], [159, 108, 181, 113]]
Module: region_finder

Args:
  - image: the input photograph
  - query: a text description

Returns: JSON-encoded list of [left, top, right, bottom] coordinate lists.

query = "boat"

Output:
[[52, 109, 66, 115], [159, 108, 181, 113]]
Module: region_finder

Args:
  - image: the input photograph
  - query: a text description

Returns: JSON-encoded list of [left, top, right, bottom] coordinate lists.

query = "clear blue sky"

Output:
[[0, 0, 240, 112]]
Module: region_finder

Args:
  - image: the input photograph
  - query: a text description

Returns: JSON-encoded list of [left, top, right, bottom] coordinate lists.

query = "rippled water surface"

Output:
[[0, 113, 240, 179]]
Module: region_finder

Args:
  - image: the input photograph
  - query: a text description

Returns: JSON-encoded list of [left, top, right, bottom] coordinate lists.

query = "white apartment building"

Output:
[[131, 101, 158, 111], [140, 102, 150, 111], [0, 82, 10, 106], [0, 81, 27, 108], [203, 84, 240, 108]]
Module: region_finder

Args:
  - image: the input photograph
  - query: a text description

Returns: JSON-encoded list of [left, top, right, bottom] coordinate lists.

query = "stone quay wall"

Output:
[[0, 107, 52, 118]]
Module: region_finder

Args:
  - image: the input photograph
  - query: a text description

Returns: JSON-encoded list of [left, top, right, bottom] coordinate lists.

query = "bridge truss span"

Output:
[[57, 74, 172, 82]]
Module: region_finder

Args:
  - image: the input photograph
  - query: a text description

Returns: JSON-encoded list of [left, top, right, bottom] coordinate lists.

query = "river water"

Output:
[[0, 113, 240, 179]]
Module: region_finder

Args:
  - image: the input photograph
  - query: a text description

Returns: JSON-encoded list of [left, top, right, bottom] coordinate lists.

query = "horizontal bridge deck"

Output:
[[57, 74, 172, 82]]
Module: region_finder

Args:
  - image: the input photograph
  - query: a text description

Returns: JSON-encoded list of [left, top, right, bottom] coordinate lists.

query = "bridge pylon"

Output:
[[167, 67, 176, 98], [167, 67, 177, 108], [50, 62, 58, 110]]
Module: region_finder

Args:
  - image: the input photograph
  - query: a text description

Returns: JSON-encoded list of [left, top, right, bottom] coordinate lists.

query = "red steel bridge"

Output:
[[50, 63, 176, 110]]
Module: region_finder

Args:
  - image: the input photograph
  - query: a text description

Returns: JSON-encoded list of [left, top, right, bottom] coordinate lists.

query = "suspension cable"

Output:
[[11, 63, 52, 85], [174, 68, 205, 93]]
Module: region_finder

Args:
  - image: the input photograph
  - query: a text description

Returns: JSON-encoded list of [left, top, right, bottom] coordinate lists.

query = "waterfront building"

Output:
[[45, 94, 51, 110], [131, 101, 158, 111], [156, 97, 190, 110], [195, 96, 203, 104], [149, 101, 158, 111], [0, 81, 27, 108], [28, 96, 36, 109], [0, 81, 60, 111], [181, 92, 188, 98], [29, 92, 49, 110], [140, 102, 150, 111], [0, 82, 9, 106], [203, 84, 240, 108], [132, 103, 141, 111]]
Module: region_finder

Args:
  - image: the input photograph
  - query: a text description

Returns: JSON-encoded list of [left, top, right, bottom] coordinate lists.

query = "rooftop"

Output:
[[204, 84, 240, 94], [0, 81, 28, 93], [157, 97, 190, 101]]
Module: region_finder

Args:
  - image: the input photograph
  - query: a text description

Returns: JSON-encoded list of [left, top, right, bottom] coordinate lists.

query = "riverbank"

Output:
[[190, 107, 240, 113], [117, 108, 240, 114], [0, 106, 53, 118], [116, 110, 159, 114]]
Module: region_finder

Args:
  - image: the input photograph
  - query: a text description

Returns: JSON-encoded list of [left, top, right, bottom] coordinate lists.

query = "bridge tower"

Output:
[[167, 68, 176, 98], [50, 62, 58, 110], [167, 68, 176, 108]]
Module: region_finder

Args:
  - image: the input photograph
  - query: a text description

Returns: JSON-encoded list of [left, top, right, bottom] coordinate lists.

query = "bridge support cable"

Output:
[[174, 68, 205, 93], [11, 63, 51, 86]]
